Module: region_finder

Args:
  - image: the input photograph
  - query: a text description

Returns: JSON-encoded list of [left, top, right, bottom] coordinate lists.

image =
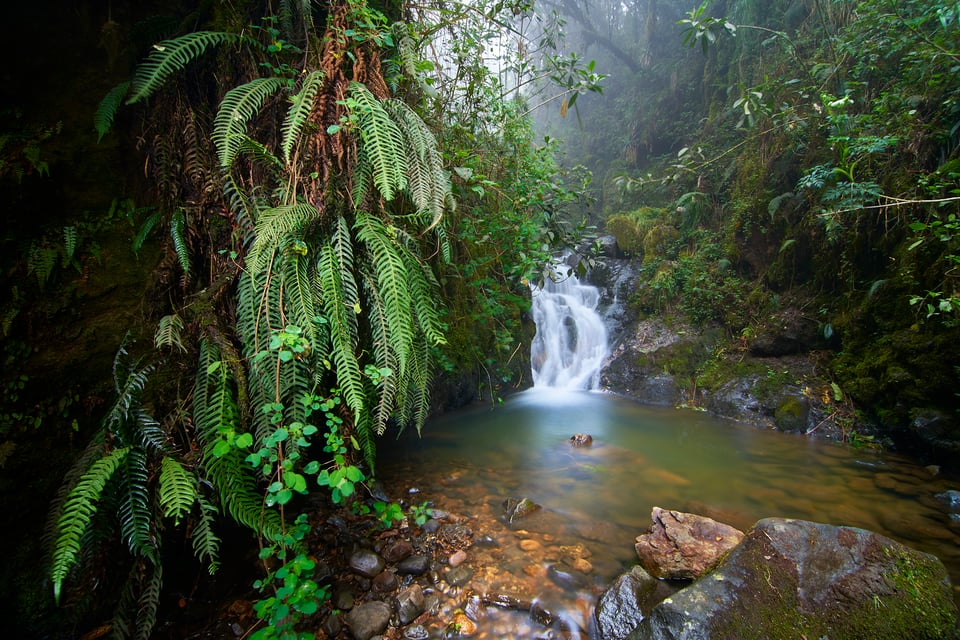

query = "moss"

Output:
[[773, 395, 808, 432], [642, 224, 680, 265]]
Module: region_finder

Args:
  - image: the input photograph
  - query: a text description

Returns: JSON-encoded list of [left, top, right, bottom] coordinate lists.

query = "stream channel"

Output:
[[377, 272, 960, 638]]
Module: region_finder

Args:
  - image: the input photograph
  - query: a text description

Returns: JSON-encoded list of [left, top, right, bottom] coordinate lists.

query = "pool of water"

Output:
[[378, 389, 960, 637]]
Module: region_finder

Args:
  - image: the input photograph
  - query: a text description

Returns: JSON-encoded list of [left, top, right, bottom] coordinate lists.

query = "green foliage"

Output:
[[281, 70, 325, 164], [93, 81, 131, 142], [214, 77, 287, 169]]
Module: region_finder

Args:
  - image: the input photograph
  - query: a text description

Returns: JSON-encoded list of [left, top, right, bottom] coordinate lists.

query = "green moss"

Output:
[[773, 395, 808, 432]]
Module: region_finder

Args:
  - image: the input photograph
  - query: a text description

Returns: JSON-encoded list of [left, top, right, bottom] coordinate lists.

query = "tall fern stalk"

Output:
[[51, 1, 455, 636]]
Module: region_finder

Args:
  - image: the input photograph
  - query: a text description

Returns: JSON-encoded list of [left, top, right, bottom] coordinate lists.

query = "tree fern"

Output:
[[348, 82, 407, 201], [127, 31, 243, 105], [51, 446, 131, 604], [281, 70, 325, 164], [213, 77, 287, 170], [158, 456, 198, 526], [94, 81, 131, 142]]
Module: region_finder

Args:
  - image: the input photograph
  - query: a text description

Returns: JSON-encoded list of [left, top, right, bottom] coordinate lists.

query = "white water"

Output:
[[530, 271, 609, 390]]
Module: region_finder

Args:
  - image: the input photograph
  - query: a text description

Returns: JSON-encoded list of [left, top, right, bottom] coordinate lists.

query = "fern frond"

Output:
[[94, 81, 131, 142], [63, 226, 77, 265], [354, 410, 377, 473], [158, 456, 197, 526], [135, 561, 163, 640], [118, 448, 156, 560], [348, 82, 407, 201], [170, 209, 191, 274], [213, 77, 287, 170], [360, 267, 399, 435], [52, 446, 130, 604], [281, 70, 325, 164], [284, 251, 324, 352], [132, 211, 161, 255], [316, 217, 364, 422], [127, 31, 242, 105], [192, 494, 221, 573], [248, 202, 319, 274], [155, 313, 186, 352], [236, 135, 285, 173]]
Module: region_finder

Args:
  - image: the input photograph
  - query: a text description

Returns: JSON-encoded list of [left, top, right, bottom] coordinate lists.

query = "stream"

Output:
[[377, 270, 960, 638]]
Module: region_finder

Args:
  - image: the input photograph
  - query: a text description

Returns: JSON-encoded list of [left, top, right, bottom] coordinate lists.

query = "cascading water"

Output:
[[530, 269, 609, 389]]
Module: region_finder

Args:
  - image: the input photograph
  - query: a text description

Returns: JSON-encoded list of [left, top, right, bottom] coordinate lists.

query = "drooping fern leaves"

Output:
[[316, 216, 365, 423], [248, 202, 319, 274], [155, 313, 186, 352], [127, 31, 243, 105], [135, 561, 163, 640], [348, 82, 407, 201], [118, 448, 156, 560], [132, 210, 162, 255], [281, 70, 325, 165], [94, 81, 131, 142], [51, 446, 130, 604], [214, 77, 287, 170], [192, 494, 221, 573], [170, 209, 191, 275], [158, 456, 198, 526]]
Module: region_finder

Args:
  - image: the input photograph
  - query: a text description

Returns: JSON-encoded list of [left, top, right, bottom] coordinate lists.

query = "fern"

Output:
[[281, 70, 325, 164], [132, 210, 161, 255], [51, 446, 130, 604], [192, 494, 221, 573], [127, 31, 242, 105], [118, 448, 156, 560], [348, 82, 407, 201], [63, 225, 77, 265], [155, 313, 186, 352], [248, 202, 319, 274], [135, 562, 163, 640], [213, 77, 287, 170], [94, 81, 131, 142], [158, 456, 197, 526], [170, 209, 191, 274]]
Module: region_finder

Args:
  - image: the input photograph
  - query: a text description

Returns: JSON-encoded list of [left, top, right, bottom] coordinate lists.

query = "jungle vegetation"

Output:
[[0, 0, 957, 638]]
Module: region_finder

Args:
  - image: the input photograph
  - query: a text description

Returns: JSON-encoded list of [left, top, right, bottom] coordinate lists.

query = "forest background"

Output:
[[0, 0, 957, 637]]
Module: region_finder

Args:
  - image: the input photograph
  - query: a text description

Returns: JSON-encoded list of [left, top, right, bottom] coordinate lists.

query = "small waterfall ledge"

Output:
[[530, 271, 609, 390]]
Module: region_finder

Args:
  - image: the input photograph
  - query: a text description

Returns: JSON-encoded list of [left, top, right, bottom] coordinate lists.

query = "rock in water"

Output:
[[594, 565, 675, 640], [634, 507, 744, 580], [632, 518, 959, 640], [503, 497, 541, 522], [570, 433, 594, 447]]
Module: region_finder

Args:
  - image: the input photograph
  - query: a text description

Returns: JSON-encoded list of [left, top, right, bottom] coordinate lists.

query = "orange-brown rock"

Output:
[[634, 506, 744, 580]]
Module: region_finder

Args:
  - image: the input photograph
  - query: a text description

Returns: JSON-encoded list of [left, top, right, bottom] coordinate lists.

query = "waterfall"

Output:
[[530, 270, 609, 390]]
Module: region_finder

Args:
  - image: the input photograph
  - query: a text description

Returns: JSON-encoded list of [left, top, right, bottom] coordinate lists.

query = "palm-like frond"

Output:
[[158, 456, 198, 526], [282, 70, 325, 164], [51, 446, 131, 604], [214, 77, 287, 170], [348, 82, 407, 201], [127, 31, 243, 105], [94, 81, 130, 142]]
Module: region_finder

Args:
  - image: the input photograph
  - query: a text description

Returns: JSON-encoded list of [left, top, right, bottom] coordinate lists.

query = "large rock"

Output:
[[634, 507, 744, 580], [345, 600, 392, 640], [594, 565, 677, 640], [630, 518, 959, 640]]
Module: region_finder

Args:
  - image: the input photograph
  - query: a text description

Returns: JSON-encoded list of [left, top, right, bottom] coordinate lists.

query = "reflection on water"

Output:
[[379, 390, 960, 635]]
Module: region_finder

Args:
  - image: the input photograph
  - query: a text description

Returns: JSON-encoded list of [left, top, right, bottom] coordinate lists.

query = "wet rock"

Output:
[[383, 539, 414, 563], [321, 611, 342, 638], [503, 497, 542, 522], [593, 565, 673, 640], [482, 592, 532, 610], [519, 538, 542, 552], [446, 565, 475, 587], [350, 549, 386, 578], [397, 554, 431, 576], [634, 518, 959, 640], [547, 564, 588, 590], [448, 549, 468, 567], [463, 593, 486, 621], [936, 489, 960, 510], [444, 610, 478, 637], [396, 584, 426, 625], [530, 600, 557, 627], [403, 624, 429, 640], [569, 433, 593, 447], [372, 569, 399, 592], [345, 600, 392, 640], [334, 585, 356, 610], [422, 518, 441, 534], [634, 507, 744, 580]]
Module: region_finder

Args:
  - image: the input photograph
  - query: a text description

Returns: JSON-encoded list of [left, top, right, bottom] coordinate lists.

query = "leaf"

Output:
[[158, 456, 197, 526], [127, 32, 242, 105], [214, 77, 287, 170], [281, 70, 325, 164], [94, 81, 131, 142]]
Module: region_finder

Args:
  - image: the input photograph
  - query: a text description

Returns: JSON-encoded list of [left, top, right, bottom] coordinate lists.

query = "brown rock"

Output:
[[634, 506, 744, 579], [448, 549, 468, 567]]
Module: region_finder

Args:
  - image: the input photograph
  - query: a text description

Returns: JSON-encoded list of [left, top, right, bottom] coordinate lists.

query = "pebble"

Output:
[[519, 539, 542, 552], [449, 549, 468, 567]]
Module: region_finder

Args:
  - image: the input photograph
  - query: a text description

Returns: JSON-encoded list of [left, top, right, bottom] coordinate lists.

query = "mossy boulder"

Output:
[[628, 518, 959, 640]]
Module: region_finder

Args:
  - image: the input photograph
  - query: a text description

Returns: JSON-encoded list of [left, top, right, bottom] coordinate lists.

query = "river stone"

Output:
[[383, 539, 414, 563], [396, 584, 425, 624], [350, 549, 386, 578], [634, 507, 744, 580], [345, 600, 392, 640], [594, 565, 675, 640], [503, 497, 541, 522], [397, 553, 431, 575], [372, 569, 399, 592], [446, 565, 475, 587], [629, 518, 959, 640]]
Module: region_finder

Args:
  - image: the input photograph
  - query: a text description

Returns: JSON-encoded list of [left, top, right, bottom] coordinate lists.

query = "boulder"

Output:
[[593, 565, 676, 640], [634, 507, 744, 580], [630, 518, 959, 640], [345, 600, 392, 640]]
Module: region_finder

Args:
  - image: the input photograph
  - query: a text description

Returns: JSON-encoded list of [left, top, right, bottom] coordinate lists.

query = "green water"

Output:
[[380, 389, 960, 602]]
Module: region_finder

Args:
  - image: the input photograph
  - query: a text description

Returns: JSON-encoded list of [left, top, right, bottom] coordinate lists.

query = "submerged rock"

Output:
[[503, 497, 542, 522], [631, 518, 959, 640], [569, 433, 594, 447], [633, 507, 744, 580]]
